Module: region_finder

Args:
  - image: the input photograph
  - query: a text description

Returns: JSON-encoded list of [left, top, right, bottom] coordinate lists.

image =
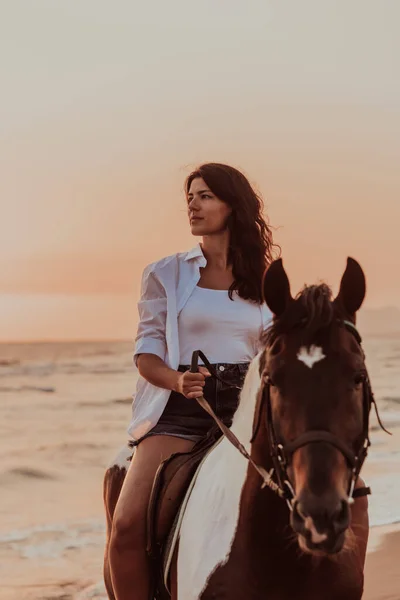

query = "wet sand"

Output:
[[364, 527, 400, 600]]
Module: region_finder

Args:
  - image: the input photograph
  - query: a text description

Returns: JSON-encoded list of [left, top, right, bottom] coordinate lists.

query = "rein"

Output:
[[190, 350, 285, 499], [190, 321, 390, 510]]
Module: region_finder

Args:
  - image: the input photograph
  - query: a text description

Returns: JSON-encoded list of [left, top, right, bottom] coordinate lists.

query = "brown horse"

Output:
[[104, 257, 379, 599]]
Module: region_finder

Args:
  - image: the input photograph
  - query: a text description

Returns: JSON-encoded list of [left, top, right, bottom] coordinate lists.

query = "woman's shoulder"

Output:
[[143, 245, 203, 277]]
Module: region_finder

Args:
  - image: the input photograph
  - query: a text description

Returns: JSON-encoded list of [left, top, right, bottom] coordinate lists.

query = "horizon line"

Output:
[[0, 338, 133, 345], [1, 331, 400, 345]]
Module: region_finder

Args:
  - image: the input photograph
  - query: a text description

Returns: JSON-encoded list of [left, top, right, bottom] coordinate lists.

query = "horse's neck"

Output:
[[216, 426, 303, 600], [228, 352, 290, 542], [247, 427, 291, 542], [214, 354, 361, 599], [230, 351, 263, 450]]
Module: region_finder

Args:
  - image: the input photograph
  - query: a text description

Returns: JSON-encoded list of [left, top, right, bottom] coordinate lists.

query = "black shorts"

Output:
[[131, 362, 250, 447]]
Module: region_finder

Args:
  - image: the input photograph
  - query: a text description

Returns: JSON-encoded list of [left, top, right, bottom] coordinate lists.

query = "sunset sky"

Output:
[[1, 1, 399, 341]]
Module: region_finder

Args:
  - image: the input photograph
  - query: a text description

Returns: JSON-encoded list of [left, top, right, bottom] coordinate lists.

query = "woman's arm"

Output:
[[137, 353, 209, 398], [136, 353, 180, 391], [133, 268, 168, 365], [133, 266, 209, 396]]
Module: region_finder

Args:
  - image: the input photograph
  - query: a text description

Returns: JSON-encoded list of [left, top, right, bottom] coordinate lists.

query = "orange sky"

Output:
[[1, 1, 400, 341]]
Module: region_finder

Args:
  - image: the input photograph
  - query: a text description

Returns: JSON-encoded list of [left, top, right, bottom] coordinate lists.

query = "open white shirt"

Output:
[[128, 244, 272, 440]]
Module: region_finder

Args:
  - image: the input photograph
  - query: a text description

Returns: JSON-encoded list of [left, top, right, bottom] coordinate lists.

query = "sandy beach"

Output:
[[0, 338, 399, 600], [364, 526, 400, 600]]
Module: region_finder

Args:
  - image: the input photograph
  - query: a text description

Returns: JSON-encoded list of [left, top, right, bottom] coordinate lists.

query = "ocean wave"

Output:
[[84, 349, 116, 357], [0, 467, 57, 484], [370, 517, 400, 528], [90, 368, 128, 375], [0, 518, 105, 560], [383, 396, 400, 405], [76, 581, 107, 599], [112, 397, 132, 405], [35, 442, 104, 455], [0, 361, 134, 378], [370, 422, 400, 432], [0, 385, 55, 393], [368, 450, 400, 462], [366, 471, 400, 528]]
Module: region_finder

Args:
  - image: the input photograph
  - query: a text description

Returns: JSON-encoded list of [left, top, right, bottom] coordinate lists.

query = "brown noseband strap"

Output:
[[283, 431, 358, 468]]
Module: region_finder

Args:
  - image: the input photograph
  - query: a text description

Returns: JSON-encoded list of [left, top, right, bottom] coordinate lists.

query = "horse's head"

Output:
[[259, 257, 370, 555]]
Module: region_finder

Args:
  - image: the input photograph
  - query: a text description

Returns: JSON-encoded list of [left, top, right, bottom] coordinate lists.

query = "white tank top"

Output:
[[178, 286, 263, 365]]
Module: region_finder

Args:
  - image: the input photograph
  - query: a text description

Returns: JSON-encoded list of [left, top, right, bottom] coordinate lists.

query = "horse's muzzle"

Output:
[[291, 496, 350, 554]]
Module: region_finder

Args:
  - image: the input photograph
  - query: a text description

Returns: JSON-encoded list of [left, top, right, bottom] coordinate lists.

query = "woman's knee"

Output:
[[110, 505, 145, 554], [109, 435, 195, 556], [110, 476, 153, 555]]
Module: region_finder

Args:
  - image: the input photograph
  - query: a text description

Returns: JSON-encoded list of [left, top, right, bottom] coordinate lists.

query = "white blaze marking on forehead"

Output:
[[297, 345, 326, 369], [304, 517, 328, 544]]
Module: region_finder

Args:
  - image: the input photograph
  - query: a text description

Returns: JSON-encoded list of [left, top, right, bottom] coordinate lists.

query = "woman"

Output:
[[108, 163, 277, 599]]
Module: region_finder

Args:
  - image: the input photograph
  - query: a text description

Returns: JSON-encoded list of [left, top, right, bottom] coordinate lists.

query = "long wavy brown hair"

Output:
[[185, 163, 280, 303]]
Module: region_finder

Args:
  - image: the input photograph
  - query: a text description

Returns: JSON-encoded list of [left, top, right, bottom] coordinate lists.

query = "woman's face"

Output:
[[187, 177, 232, 237]]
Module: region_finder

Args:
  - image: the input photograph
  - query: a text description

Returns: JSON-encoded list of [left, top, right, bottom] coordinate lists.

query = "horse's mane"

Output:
[[262, 283, 335, 345]]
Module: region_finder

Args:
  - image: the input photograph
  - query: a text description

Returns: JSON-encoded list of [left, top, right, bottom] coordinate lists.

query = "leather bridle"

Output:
[[191, 321, 390, 511], [252, 320, 391, 508]]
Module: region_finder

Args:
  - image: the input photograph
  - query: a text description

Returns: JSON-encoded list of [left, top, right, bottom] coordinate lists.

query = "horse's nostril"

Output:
[[291, 501, 306, 531], [292, 497, 350, 542], [333, 500, 350, 531], [295, 501, 306, 520]]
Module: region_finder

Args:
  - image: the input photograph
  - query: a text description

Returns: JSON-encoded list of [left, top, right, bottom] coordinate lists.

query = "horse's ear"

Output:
[[334, 257, 366, 318], [263, 258, 293, 317]]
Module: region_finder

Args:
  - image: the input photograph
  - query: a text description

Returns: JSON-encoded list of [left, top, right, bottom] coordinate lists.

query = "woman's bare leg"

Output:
[[109, 435, 195, 600]]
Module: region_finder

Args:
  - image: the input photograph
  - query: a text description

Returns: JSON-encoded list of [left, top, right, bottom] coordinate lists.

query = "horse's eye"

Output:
[[265, 366, 285, 388], [269, 338, 283, 356], [354, 372, 366, 386]]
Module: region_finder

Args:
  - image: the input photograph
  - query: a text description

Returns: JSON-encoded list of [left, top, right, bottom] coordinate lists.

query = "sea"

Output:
[[0, 335, 399, 530]]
